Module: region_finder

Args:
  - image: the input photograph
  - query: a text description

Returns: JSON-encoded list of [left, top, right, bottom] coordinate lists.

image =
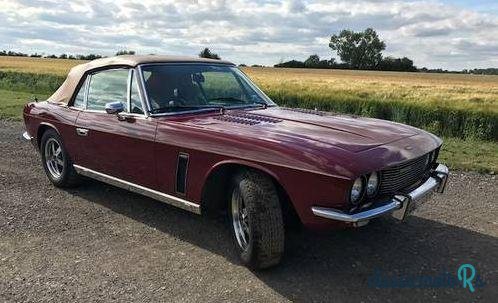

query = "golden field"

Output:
[[0, 56, 86, 75], [245, 67, 498, 114], [1, 56, 497, 113]]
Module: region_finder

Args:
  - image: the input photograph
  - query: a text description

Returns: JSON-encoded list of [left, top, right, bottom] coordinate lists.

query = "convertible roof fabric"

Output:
[[47, 55, 234, 104]]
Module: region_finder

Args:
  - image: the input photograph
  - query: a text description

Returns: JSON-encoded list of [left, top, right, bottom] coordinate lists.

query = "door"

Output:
[[73, 68, 157, 189]]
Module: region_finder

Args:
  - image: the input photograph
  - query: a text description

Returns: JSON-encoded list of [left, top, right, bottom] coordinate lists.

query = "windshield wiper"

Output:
[[209, 97, 246, 103], [150, 104, 224, 114], [209, 97, 268, 109]]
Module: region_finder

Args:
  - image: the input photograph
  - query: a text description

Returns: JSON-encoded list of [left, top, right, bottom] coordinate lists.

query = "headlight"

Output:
[[366, 172, 379, 197], [350, 177, 365, 205]]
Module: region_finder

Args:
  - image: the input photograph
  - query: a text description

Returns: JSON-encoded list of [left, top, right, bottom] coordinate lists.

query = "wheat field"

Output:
[[2, 57, 497, 108], [2, 56, 497, 112]]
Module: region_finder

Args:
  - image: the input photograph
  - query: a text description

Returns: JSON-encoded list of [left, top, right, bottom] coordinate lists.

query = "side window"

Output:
[[87, 69, 129, 111], [73, 77, 88, 108], [130, 72, 144, 114]]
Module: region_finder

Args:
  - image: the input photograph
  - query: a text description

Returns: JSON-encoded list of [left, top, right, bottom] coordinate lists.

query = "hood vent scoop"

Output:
[[282, 107, 329, 116], [213, 112, 282, 125]]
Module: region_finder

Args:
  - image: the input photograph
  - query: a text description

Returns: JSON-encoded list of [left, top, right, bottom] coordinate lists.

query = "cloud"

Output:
[[0, 0, 497, 69]]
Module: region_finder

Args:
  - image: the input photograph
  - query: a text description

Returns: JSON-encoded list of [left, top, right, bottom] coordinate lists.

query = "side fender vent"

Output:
[[176, 153, 189, 194]]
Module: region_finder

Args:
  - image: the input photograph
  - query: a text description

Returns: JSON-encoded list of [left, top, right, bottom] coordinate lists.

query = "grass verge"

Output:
[[439, 137, 497, 174], [0, 89, 48, 120]]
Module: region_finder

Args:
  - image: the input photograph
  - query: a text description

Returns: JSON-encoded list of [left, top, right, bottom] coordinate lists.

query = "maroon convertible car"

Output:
[[22, 55, 448, 268]]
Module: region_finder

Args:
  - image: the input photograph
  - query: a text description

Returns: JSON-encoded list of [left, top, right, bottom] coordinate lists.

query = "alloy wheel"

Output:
[[231, 187, 250, 251], [44, 138, 64, 179]]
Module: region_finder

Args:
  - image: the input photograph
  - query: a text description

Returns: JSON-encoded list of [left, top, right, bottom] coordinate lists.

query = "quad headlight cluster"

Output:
[[349, 172, 380, 205]]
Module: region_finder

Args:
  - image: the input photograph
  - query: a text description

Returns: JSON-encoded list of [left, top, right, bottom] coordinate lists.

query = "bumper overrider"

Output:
[[22, 131, 37, 149], [22, 131, 33, 141], [312, 164, 449, 224]]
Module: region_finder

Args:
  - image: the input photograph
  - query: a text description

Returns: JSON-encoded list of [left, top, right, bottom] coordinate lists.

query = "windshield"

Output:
[[140, 64, 275, 113]]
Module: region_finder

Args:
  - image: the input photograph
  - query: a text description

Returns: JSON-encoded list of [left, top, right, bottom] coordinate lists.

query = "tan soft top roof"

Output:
[[48, 55, 234, 104]]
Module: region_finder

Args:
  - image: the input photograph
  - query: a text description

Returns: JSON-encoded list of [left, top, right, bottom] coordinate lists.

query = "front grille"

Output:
[[378, 153, 432, 195]]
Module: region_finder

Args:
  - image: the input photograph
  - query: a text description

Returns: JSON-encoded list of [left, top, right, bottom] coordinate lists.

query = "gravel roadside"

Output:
[[0, 120, 497, 302]]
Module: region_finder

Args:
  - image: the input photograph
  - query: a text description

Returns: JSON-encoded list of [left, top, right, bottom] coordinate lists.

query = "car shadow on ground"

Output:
[[70, 180, 498, 302]]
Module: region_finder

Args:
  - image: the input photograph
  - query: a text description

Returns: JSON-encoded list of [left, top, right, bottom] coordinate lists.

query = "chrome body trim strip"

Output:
[[73, 165, 201, 214], [311, 164, 449, 223]]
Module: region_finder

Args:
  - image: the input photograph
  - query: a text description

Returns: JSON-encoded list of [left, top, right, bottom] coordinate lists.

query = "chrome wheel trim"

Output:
[[231, 187, 250, 251], [44, 138, 64, 179]]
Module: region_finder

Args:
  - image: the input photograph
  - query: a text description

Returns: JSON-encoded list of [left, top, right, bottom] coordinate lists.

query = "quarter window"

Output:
[[130, 71, 144, 114], [87, 69, 129, 111]]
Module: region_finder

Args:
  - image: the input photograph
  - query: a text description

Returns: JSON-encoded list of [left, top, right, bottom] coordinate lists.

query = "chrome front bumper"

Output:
[[311, 164, 449, 223]]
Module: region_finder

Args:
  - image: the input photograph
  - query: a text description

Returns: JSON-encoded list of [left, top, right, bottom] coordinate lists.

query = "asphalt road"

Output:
[[1, 120, 497, 302]]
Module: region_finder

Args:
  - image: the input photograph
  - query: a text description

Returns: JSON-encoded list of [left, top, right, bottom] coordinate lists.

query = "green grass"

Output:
[[0, 89, 48, 120], [0, 71, 64, 94], [439, 137, 498, 173], [1, 88, 496, 173]]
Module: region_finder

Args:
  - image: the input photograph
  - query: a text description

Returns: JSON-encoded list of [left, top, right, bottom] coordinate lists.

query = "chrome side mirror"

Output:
[[105, 101, 125, 114]]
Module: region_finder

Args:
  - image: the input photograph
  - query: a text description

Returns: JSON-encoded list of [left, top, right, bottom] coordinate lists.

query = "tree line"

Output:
[[274, 28, 497, 74], [0, 49, 138, 60], [275, 28, 418, 72], [2, 42, 497, 75]]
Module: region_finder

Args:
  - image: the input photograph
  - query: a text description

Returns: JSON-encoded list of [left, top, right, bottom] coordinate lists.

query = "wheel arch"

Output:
[[36, 122, 60, 149], [200, 160, 301, 227]]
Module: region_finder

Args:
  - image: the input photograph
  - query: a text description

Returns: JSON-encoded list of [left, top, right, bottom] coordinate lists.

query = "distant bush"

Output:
[[275, 55, 417, 72], [378, 57, 417, 72], [0, 71, 64, 94], [275, 60, 305, 68], [116, 50, 136, 56]]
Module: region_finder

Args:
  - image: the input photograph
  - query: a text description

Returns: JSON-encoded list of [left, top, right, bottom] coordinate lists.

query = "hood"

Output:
[[180, 107, 420, 153], [160, 107, 441, 178]]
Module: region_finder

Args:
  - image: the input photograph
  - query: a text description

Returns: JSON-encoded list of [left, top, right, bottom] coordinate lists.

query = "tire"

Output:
[[229, 169, 285, 269], [40, 129, 81, 188]]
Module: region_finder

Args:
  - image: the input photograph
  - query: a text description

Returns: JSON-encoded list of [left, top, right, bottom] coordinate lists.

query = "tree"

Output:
[[116, 50, 136, 56], [329, 28, 386, 69], [199, 48, 220, 60], [304, 54, 320, 68]]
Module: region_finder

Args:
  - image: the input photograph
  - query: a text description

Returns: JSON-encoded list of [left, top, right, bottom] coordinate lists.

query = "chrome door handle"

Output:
[[76, 128, 89, 136]]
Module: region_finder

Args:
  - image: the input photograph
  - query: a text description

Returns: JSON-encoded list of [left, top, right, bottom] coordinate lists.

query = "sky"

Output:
[[0, 0, 497, 70]]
